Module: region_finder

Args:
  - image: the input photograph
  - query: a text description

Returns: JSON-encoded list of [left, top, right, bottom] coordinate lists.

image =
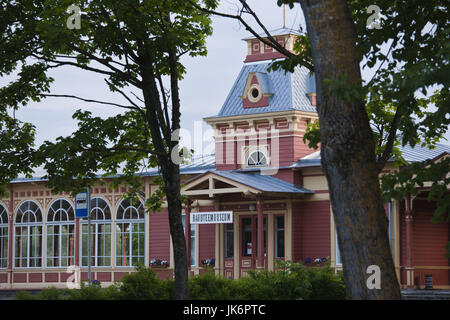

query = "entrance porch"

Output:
[[181, 170, 314, 279]]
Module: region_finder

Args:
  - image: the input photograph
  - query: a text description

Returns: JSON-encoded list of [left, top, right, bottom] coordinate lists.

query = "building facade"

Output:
[[0, 28, 449, 290]]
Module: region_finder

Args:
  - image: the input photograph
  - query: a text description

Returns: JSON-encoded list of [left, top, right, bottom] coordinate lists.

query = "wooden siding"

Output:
[[149, 210, 170, 261], [400, 199, 449, 286], [198, 206, 216, 262], [291, 201, 331, 263]]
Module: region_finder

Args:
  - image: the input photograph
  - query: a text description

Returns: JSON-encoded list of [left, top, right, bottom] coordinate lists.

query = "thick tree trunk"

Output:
[[300, 0, 402, 299]]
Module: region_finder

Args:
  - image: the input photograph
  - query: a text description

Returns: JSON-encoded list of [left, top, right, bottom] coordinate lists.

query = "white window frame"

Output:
[[14, 200, 43, 269], [81, 197, 112, 268], [0, 203, 8, 269], [115, 198, 145, 268], [247, 84, 263, 103], [46, 198, 75, 268]]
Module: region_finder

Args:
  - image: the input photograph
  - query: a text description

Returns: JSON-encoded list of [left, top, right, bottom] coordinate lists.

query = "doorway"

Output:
[[239, 215, 267, 276]]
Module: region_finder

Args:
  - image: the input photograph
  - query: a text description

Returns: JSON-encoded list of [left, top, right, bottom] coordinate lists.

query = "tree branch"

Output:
[[69, 44, 142, 89], [376, 106, 402, 171], [188, 0, 295, 60], [42, 94, 142, 111]]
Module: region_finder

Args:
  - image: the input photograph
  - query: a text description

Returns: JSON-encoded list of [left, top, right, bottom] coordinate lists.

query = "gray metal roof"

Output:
[[141, 153, 216, 177], [396, 143, 449, 163], [212, 170, 314, 194], [206, 62, 316, 119], [11, 154, 216, 183], [292, 143, 450, 168]]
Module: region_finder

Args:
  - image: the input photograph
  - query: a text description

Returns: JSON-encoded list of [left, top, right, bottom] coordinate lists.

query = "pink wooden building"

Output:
[[0, 28, 448, 290]]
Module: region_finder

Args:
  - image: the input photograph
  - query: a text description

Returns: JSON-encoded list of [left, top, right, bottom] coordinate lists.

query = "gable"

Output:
[[241, 72, 273, 108]]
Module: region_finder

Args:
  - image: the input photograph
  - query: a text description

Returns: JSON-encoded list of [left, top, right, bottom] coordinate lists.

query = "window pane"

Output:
[[0, 227, 8, 268], [242, 218, 252, 257], [275, 216, 285, 258], [225, 223, 234, 259]]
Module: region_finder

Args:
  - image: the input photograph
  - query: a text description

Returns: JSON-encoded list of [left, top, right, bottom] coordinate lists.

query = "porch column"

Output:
[[405, 195, 414, 289], [256, 196, 264, 269], [185, 199, 192, 268]]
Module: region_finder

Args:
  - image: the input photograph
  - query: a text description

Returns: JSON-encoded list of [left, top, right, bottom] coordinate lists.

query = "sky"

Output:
[[4, 1, 450, 163]]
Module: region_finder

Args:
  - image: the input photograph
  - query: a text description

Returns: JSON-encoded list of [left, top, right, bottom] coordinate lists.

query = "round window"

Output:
[[247, 84, 262, 103], [251, 88, 260, 99]]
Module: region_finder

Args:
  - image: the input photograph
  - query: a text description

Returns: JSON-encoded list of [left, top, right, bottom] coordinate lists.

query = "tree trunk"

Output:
[[300, 0, 402, 299], [140, 57, 189, 299], [163, 161, 189, 300]]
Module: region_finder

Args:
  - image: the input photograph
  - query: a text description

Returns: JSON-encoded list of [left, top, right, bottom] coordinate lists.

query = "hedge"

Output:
[[15, 261, 345, 300]]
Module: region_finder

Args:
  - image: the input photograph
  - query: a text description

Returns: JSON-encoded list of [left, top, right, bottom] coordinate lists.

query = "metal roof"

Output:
[[11, 154, 216, 183], [292, 143, 450, 168], [141, 153, 216, 177], [396, 143, 449, 163], [206, 62, 316, 119], [190, 170, 314, 194]]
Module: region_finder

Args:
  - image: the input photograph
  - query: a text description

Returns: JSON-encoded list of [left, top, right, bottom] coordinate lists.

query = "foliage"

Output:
[[304, 263, 346, 300], [303, 120, 320, 150], [1, 0, 219, 299], [0, 112, 35, 196], [35, 109, 155, 195], [113, 264, 174, 300], [277, 1, 450, 252], [14, 261, 345, 300], [188, 270, 238, 300]]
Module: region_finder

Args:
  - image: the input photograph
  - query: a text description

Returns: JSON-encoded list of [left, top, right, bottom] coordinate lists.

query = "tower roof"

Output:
[[241, 27, 302, 41], [205, 61, 316, 119]]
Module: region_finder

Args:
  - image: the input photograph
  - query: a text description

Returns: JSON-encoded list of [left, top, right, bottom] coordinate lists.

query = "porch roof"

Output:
[[181, 170, 314, 198]]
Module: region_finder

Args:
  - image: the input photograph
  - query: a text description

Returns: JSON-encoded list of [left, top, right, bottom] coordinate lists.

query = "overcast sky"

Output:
[[4, 1, 449, 160]]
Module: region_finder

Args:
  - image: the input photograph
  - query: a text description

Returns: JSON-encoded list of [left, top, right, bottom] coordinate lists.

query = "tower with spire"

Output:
[[204, 27, 318, 181]]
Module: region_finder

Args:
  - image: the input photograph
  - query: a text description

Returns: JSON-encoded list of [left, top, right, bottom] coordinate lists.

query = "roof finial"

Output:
[[283, 4, 286, 28]]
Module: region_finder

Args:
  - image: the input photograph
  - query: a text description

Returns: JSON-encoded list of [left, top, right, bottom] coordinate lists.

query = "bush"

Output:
[[14, 261, 345, 300], [188, 270, 237, 300], [305, 263, 346, 300], [15, 287, 70, 300], [113, 263, 173, 300], [232, 260, 311, 300], [15, 290, 39, 300], [68, 281, 113, 300], [189, 260, 345, 300]]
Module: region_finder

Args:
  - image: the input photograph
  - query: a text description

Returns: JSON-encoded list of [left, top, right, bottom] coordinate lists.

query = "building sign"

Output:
[[190, 211, 233, 224], [75, 190, 89, 218]]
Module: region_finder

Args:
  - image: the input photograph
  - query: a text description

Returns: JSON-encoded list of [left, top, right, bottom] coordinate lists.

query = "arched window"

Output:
[[81, 198, 112, 267], [46, 199, 75, 268], [0, 203, 8, 268], [15, 201, 43, 268], [247, 150, 268, 167], [115, 198, 145, 267]]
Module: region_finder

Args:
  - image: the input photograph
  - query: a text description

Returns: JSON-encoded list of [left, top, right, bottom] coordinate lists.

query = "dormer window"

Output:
[[248, 84, 262, 103], [247, 150, 268, 167], [241, 72, 272, 109]]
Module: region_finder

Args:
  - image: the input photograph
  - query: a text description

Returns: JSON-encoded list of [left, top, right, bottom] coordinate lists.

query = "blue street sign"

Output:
[[75, 190, 89, 218]]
